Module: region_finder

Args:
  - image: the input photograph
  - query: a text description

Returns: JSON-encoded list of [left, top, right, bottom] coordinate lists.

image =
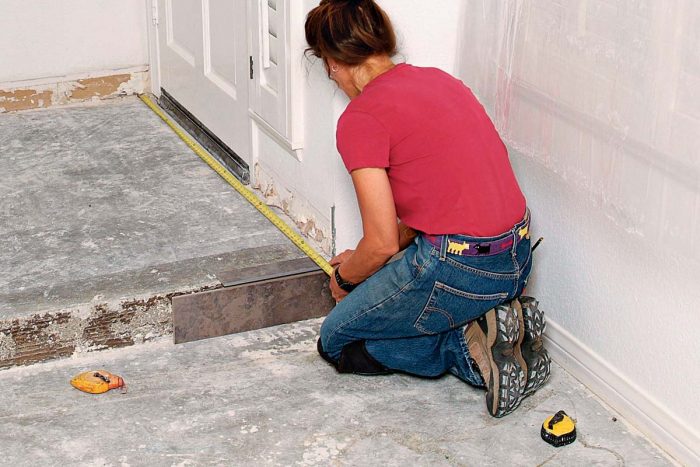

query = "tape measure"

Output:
[[139, 94, 333, 277], [70, 370, 126, 394], [541, 410, 577, 447]]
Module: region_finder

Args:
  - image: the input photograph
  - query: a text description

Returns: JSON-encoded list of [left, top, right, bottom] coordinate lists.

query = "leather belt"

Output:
[[423, 223, 529, 257]]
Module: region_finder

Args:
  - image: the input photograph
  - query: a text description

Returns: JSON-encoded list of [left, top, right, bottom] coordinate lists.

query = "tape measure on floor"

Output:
[[139, 94, 333, 277], [70, 370, 127, 394], [541, 410, 577, 447]]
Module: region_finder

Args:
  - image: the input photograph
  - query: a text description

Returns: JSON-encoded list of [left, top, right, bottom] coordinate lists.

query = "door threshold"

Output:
[[158, 88, 250, 184]]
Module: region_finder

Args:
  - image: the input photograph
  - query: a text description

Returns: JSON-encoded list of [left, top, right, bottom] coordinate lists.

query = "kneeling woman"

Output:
[[305, 0, 550, 417]]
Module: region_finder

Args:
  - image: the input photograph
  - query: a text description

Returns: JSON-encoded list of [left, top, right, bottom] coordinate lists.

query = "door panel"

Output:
[[159, 0, 250, 165], [166, 0, 199, 66], [206, 1, 238, 97], [250, 0, 288, 139]]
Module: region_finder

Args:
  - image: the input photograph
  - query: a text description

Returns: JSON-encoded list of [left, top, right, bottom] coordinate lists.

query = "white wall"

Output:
[[458, 1, 699, 463], [0, 0, 149, 84]]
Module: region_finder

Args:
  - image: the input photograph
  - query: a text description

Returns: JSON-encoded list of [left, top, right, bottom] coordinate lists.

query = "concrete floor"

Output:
[[0, 97, 674, 466], [0, 319, 672, 466], [0, 97, 303, 318]]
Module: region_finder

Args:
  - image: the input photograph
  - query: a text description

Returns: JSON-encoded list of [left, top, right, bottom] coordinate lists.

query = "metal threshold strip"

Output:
[[158, 88, 250, 184]]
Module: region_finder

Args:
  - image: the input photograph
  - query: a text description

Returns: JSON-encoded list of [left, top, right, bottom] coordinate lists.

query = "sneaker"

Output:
[[465, 304, 526, 417], [516, 296, 551, 395]]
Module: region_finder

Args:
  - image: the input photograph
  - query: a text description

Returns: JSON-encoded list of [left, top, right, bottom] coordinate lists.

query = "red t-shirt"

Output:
[[336, 63, 526, 236]]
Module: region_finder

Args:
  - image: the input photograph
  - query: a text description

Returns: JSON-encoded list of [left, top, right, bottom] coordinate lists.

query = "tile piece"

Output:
[[216, 257, 321, 287], [173, 271, 334, 344]]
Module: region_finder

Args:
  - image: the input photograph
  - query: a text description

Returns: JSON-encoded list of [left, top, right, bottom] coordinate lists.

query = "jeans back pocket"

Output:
[[414, 282, 509, 335]]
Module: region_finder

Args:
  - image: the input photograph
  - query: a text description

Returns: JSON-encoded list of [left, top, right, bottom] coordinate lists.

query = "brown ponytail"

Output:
[[305, 0, 397, 67]]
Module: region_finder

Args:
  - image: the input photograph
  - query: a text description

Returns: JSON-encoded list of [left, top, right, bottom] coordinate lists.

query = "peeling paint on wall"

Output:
[[69, 74, 132, 101], [253, 163, 332, 255], [0, 70, 148, 113], [0, 89, 53, 112]]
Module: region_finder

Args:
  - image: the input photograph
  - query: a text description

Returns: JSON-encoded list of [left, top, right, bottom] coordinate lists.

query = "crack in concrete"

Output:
[[537, 452, 559, 466], [578, 433, 626, 466]]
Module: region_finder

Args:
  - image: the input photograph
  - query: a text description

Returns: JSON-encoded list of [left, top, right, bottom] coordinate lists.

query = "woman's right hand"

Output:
[[330, 249, 355, 267]]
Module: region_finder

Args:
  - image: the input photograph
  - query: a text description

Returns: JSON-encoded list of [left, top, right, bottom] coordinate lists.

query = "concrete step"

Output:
[[0, 96, 328, 370], [0, 246, 331, 369]]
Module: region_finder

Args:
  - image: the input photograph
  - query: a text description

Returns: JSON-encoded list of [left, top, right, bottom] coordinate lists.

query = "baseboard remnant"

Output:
[[0, 67, 149, 113], [545, 318, 698, 466]]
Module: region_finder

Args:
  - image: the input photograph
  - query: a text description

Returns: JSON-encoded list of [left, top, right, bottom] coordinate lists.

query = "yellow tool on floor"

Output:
[[138, 94, 333, 277], [541, 410, 577, 447], [70, 370, 127, 394]]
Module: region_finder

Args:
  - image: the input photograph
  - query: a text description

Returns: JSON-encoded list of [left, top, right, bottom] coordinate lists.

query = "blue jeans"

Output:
[[319, 214, 532, 386]]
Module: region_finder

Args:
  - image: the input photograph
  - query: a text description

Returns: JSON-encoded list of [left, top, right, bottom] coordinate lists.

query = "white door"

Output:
[[157, 0, 250, 165]]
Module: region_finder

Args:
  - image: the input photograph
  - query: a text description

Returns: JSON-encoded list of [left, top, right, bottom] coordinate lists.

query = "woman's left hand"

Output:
[[330, 268, 349, 303], [329, 250, 354, 303], [330, 249, 354, 266]]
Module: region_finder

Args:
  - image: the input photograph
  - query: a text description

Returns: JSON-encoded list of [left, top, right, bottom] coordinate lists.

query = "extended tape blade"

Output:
[[139, 94, 333, 276]]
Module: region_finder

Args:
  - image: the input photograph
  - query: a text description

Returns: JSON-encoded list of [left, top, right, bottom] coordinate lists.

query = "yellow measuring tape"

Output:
[[138, 94, 333, 277]]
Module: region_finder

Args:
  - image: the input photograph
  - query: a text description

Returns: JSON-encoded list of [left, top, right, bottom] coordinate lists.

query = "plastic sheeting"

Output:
[[458, 0, 699, 253]]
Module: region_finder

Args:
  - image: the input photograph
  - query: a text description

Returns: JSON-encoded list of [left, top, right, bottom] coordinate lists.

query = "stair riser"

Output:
[[0, 286, 218, 370]]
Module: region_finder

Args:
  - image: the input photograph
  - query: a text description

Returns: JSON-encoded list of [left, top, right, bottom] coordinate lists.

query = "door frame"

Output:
[[146, 0, 162, 97]]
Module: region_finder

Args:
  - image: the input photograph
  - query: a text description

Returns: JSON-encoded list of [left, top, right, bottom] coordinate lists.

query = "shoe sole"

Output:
[[512, 298, 528, 378], [518, 296, 551, 395], [484, 304, 525, 417]]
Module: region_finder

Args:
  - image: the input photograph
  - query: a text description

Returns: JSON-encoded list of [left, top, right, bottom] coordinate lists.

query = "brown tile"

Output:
[[216, 257, 320, 287], [173, 271, 334, 344]]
